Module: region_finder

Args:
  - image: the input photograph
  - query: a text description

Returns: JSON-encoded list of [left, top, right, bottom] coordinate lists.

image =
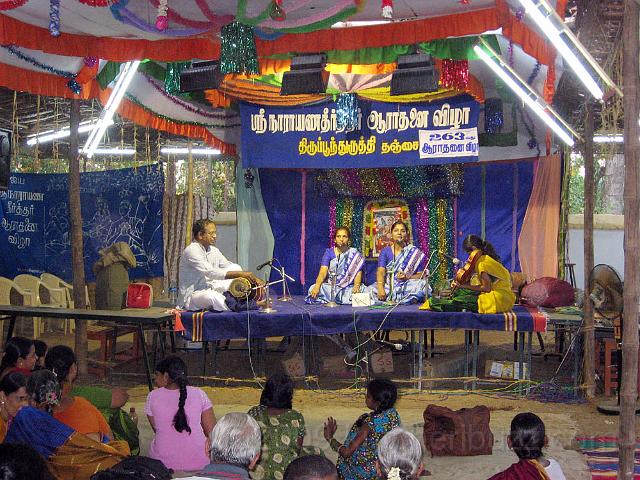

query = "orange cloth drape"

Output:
[[518, 155, 562, 281], [0, 63, 100, 99], [0, 14, 218, 62], [97, 89, 236, 155]]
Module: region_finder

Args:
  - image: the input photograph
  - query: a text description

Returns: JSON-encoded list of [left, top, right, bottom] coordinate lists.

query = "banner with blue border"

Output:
[[240, 94, 480, 168], [0, 165, 164, 282]]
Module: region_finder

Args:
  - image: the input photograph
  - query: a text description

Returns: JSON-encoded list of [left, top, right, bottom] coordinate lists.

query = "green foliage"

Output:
[[567, 152, 607, 214]]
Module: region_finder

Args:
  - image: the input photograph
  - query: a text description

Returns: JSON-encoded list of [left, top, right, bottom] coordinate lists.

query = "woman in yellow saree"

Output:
[[5, 370, 129, 480], [423, 234, 515, 314]]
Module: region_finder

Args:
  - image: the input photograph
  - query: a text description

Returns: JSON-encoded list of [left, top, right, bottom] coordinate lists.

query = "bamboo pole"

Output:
[[185, 141, 194, 246], [619, 1, 639, 477], [583, 102, 596, 398], [68, 99, 88, 376]]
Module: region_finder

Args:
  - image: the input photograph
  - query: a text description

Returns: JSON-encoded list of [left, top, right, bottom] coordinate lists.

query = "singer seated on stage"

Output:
[[306, 226, 365, 305], [422, 234, 515, 314], [178, 219, 264, 312], [366, 220, 429, 305]]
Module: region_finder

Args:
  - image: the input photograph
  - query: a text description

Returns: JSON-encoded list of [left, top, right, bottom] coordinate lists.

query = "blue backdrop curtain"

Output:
[[259, 159, 535, 295]]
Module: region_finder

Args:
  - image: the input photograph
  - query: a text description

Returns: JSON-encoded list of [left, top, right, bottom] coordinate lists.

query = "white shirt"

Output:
[[178, 242, 241, 307], [544, 458, 567, 480]]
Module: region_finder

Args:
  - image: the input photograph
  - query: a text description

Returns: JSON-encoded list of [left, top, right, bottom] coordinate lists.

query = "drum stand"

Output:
[[325, 270, 338, 308]]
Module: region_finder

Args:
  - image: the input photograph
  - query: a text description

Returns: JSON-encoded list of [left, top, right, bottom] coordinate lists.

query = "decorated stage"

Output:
[[177, 296, 547, 342], [175, 297, 547, 388]]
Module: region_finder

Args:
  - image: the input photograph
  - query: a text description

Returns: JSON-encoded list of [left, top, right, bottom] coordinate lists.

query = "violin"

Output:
[[451, 249, 482, 290]]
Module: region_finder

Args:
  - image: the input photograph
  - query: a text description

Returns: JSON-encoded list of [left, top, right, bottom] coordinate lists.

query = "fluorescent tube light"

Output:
[[516, 0, 621, 99], [26, 120, 114, 146], [160, 147, 221, 155], [593, 135, 624, 143], [92, 148, 136, 155], [82, 61, 140, 159], [474, 41, 578, 147]]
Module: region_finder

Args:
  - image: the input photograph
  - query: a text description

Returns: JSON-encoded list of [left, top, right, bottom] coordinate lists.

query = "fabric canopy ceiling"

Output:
[[0, 0, 567, 154]]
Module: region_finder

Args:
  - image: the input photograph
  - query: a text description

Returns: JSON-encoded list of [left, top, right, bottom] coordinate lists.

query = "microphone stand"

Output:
[[278, 265, 293, 302], [261, 271, 277, 313], [325, 266, 338, 308]]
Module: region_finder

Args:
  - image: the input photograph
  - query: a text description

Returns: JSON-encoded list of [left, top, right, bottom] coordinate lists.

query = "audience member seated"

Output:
[[196, 412, 262, 479], [144, 355, 216, 472], [376, 428, 424, 480], [284, 455, 338, 480], [45, 346, 111, 443], [248, 373, 321, 480], [488, 412, 566, 480], [0, 337, 36, 379], [33, 340, 48, 370], [323, 378, 400, 480], [0, 372, 29, 441], [5, 370, 129, 480], [0, 443, 55, 480], [36, 340, 137, 453]]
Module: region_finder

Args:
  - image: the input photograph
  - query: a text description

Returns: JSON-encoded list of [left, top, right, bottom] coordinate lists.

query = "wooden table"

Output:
[[0, 304, 174, 390]]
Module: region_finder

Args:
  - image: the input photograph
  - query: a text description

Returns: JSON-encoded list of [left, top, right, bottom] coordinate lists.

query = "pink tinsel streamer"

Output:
[[343, 169, 364, 196], [440, 59, 469, 91], [453, 197, 458, 259], [329, 198, 337, 248], [300, 170, 307, 285], [416, 199, 430, 258], [379, 168, 401, 196]]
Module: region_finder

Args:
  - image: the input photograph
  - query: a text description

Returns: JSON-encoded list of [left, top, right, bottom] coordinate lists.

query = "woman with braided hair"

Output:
[[44, 345, 112, 443], [144, 355, 216, 471]]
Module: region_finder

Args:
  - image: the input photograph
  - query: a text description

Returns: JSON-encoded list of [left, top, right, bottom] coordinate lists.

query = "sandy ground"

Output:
[[31, 324, 624, 479], [124, 385, 615, 480]]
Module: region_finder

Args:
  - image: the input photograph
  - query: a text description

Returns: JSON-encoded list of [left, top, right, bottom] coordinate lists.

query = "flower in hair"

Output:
[[387, 467, 401, 480], [45, 390, 59, 405]]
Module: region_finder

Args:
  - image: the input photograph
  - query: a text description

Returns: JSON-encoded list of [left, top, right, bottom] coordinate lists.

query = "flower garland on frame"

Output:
[[362, 199, 410, 258]]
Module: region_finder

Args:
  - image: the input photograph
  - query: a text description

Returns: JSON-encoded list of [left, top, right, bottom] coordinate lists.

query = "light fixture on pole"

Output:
[[26, 120, 114, 146], [473, 39, 579, 147], [82, 60, 140, 159], [160, 147, 221, 155], [515, 0, 622, 100], [92, 148, 136, 155]]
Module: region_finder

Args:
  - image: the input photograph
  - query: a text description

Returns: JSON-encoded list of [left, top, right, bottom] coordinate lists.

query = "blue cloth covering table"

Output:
[[178, 296, 546, 389]]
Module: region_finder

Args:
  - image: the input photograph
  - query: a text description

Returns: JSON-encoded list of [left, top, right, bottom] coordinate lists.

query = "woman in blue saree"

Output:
[[4, 370, 129, 480], [369, 221, 428, 304], [307, 226, 365, 305]]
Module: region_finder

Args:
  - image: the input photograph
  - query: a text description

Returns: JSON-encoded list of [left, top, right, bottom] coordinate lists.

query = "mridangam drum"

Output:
[[228, 277, 265, 302]]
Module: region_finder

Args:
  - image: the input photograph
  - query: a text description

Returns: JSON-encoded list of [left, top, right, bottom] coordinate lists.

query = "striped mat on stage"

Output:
[[503, 306, 547, 332], [577, 436, 640, 479]]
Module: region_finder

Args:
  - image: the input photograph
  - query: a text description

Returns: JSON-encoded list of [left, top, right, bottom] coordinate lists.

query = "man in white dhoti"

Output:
[[178, 219, 262, 311]]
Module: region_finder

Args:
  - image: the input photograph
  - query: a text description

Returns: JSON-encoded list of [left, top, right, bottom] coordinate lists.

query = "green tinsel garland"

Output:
[[220, 21, 259, 74], [165, 62, 191, 95]]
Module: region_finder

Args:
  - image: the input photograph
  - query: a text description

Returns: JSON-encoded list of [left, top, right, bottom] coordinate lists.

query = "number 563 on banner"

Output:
[[418, 127, 479, 160]]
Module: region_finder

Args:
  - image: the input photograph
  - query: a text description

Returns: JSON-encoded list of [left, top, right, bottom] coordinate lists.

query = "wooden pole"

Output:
[[185, 141, 194, 246], [68, 99, 88, 376], [619, 1, 639, 478], [583, 102, 596, 398]]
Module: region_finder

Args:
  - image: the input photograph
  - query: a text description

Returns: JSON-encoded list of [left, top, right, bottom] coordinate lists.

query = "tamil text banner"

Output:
[[240, 95, 480, 169]]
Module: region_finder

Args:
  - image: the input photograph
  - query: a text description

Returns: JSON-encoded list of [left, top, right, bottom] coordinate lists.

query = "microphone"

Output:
[[439, 251, 461, 265], [256, 258, 274, 271], [376, 339, 403, 351]]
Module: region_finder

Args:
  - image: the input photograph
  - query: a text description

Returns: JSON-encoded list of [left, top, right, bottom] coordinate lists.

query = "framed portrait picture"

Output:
[[364, 201, 411, 258]]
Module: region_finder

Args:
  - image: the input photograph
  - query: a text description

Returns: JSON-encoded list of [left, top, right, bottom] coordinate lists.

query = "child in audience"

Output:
[[144, 355, 216, 472], [323, 378, 400, 480], [248, 373, 319, 480], [489, 412, 566, 480], [0, 337, 36, 379]]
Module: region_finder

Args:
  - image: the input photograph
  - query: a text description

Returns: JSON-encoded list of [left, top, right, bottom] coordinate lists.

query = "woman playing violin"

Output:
[[423, 234, 515, 313]]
